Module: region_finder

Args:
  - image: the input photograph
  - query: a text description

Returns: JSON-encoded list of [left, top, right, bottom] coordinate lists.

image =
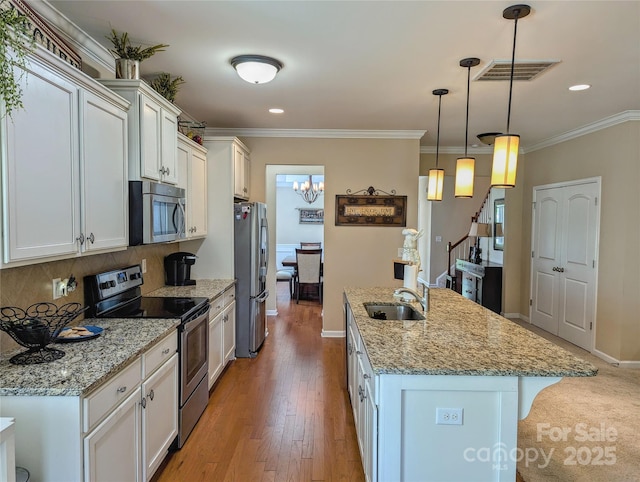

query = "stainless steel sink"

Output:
[[364, 303, 425, 320]]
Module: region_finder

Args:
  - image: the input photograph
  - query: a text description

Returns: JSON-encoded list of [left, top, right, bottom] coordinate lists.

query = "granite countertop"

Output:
[[0, 317, 179, 397], [148, 279, 235, 301], [344, 287, 598, 378], [0, 279, 235, 398]]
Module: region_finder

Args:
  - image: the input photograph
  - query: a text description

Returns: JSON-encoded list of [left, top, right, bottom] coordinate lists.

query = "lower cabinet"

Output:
[[0, 330, 178, 481], [208, 286, 236, 389]]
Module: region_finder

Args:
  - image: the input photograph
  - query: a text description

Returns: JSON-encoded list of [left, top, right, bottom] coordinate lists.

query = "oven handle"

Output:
[[181, 304, 210, 332]]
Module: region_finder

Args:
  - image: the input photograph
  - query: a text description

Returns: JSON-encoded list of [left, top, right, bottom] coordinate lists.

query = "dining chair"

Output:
[[294, 248, 323, 304], [300, 242, 322, 249]]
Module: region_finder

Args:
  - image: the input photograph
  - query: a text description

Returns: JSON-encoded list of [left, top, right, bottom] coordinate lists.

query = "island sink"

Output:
[[364, 303, 425, 320]]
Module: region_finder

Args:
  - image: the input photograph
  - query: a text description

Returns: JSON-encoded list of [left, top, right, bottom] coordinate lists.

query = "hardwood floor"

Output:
[[152, 283, 364, 482]]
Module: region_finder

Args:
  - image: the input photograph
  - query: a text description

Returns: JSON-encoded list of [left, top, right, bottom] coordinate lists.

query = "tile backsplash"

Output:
[[0, 244, 179, 353]]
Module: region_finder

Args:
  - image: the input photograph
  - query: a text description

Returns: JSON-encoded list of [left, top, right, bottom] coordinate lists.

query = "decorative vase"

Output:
[[115, 58, 139, 79]]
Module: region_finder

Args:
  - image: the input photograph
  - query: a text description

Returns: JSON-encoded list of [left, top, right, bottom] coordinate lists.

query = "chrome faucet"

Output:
[[394, 283, 429, 312]]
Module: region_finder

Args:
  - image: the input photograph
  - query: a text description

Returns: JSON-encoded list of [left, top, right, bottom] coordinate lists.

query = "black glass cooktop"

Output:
[[101, 296, 209, 321]]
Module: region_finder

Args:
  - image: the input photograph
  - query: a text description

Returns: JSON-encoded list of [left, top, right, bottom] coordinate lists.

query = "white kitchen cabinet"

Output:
[[142, 353, 179, 481], [177, 134, 207, 239], [98, 80, 181, 185], [233, 142, 251, 200], [208, 287, 236, 390], [222, 300, 236, 364], [1, 48, 129, 267], [84, 387, 142, 482]]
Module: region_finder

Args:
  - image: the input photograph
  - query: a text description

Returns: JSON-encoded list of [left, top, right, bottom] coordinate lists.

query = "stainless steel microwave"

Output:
[[129, 181, 186, 245]]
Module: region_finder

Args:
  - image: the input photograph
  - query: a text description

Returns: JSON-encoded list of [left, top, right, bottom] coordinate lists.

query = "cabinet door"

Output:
[[346, 308, 358, 413], [84, 387, 141, 482], [140, 94, 162, 181], [176, 138, 190, 235], [81, 90, 128, 252], [208, 309, 224, 389], [190, 148, 207, 236], [142, 353, 178, 481], [3, 59, 80, 262], [233, 144, 248, 199], [160, 110, 178, 184], [362, 362, 378, 482], [223, 301, 236, 364]]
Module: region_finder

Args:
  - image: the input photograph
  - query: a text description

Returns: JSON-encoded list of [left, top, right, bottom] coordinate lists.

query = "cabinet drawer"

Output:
[[210, 295, 224, 319], [223, 288, 236, 307], [83, 358, 142, 433], [143, 331, 178, 378]]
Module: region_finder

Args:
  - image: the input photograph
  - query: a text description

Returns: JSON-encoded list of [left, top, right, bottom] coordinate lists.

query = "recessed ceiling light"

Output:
[[569, 84, 591, 91], [269, 108, 284, 114]]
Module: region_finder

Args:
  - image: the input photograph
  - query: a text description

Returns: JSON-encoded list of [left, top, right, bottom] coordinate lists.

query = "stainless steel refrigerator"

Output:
[[234, 202, 269, 357]]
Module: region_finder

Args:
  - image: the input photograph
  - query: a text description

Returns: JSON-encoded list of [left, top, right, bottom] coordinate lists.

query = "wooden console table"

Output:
[[454, 259, 503, 314]]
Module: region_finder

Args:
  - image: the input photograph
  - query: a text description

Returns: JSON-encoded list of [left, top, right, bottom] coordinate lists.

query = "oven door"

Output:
[[179, 305, 209, 406]]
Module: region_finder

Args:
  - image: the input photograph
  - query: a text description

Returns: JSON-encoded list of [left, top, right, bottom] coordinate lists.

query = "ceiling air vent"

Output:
[[475, 60, 560, 81]]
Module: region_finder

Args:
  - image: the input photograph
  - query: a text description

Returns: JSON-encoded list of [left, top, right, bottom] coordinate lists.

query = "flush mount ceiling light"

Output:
[[491, 4, 531, 189], [269, 108, 284, 114], [455, 58, 480, 199], [477, 132, 502, 145], [427, 89, 448, 202], [230, 55, 283, 84]]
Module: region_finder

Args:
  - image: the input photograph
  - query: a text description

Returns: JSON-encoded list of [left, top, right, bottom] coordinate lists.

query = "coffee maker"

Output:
[[164, 252, 197, 286]]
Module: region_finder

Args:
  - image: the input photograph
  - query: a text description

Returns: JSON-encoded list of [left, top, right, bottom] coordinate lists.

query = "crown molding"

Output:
[[524, 111, 640, 153], [204, 128, 425, 140], [29, 1, 115, 73], [419, 145, 494, 155]]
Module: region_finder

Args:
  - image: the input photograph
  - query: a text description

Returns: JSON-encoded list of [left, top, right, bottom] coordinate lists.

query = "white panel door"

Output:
[[81, 90, 128, 252], [531, 180, 599, 350], [3, 59, 80, 262]]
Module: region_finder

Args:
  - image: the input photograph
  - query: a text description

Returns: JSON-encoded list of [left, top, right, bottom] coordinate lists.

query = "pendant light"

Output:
[[427, 89, 448, 201], [491, 4, 531, 188], [455, 58, 480, 198]]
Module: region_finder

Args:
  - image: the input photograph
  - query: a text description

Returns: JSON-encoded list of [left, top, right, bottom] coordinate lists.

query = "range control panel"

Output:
[[91, 265, 144, 300]]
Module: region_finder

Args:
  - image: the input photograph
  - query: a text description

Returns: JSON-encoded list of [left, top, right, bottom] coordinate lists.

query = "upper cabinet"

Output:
[[1, 48, 129, 267], [233, 141, 251, 200], [177, 134, 207, 239], [98, 80, 180, 185]]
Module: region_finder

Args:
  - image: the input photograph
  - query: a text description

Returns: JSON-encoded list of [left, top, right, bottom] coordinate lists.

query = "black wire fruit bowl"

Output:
[[0, 302, 88, 365]]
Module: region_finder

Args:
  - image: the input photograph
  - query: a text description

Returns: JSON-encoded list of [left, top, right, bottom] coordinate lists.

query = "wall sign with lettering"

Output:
[[335, 187, 406, 227]]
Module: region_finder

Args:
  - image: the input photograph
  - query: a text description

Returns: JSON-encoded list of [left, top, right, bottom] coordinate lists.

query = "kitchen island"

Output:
[[344, 287, 597, 482]]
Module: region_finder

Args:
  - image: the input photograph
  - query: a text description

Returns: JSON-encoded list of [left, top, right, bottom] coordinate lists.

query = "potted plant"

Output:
[[149, 72, 184, 103], [106, 29, 168, 79], [0, 0, 36, 118]]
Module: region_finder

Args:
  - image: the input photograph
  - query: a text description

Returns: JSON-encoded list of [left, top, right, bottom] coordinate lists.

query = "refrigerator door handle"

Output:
[[255, 290, 269, 302], [263, 216, 269, 273]]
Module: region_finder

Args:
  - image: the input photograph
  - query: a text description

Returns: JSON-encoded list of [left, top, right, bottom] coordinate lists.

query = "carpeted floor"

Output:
[[514, 321, 640, 482]]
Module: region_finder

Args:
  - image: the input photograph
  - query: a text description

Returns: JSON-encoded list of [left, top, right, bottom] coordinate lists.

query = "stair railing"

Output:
[[446, 188, 492, 277]]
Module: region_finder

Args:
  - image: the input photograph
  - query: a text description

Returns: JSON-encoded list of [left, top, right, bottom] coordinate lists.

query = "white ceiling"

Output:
[[47, 0, 640, 149]]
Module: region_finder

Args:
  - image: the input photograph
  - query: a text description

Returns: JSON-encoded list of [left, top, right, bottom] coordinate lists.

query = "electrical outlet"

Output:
[[52, 278, 62, 300], [436, 407, 463, 425], [141, 259, 147, 273], [435, 236, 442, 243]]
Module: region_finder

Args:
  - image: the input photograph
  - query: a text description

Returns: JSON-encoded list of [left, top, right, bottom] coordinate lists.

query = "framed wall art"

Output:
[[299, 208, 324, 224], [335, 187, 406, 227]]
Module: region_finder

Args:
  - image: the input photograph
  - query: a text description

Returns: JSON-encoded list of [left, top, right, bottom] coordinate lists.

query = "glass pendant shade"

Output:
[[491, 134, 520, 188], [427, 168, 445, 201], [454, 157, 475, 198]]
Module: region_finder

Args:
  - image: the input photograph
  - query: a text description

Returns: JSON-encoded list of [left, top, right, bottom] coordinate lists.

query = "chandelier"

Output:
[[293, 175, 324, 204]]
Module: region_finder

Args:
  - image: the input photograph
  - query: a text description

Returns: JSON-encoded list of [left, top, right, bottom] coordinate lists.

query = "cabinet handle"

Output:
[[159, 167, 165, 175], [558, 267, 564, 273], [87, 232, 95, 244], [356, 350, 362, 356], [117, 386, 127, 393], [164, 167, 170, 176], [358, 385, 365, 403], [348, 343, 353, 355], [141, 396, 146, 409], [76, 233, 85, 245], [148, 389, 155, 401], [364, 373, 370, 379], [162, 348, 170, 355]]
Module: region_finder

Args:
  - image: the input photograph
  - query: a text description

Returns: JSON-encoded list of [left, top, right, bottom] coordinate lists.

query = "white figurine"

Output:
[[401, 228, 423, 272]]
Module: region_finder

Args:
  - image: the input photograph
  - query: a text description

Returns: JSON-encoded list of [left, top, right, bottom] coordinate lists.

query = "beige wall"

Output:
[[243, 137, 420, 333], [0, 244, 180, 353], [519, 121, 640, 361]]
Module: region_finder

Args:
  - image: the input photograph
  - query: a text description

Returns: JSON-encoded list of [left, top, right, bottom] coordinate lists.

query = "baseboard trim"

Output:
[[266, 309, 278, 316], [503, 312, 526, 320], [321, 330, 345, 338], [593, 349, 640, 368]]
